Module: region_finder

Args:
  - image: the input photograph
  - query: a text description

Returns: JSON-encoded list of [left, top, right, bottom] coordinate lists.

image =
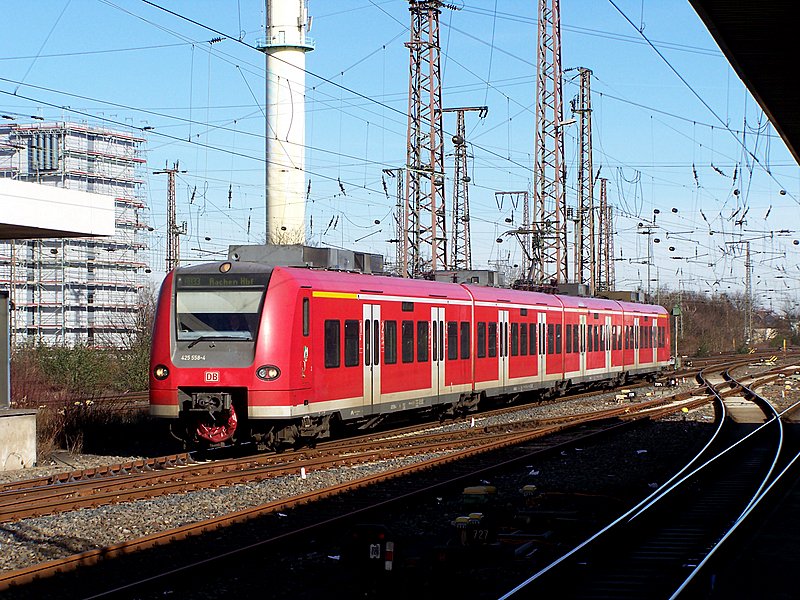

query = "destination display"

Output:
[[176, 273, 270, 289]]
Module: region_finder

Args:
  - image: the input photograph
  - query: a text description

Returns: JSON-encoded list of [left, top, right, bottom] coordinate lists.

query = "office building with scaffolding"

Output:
[[0, 122, 150, 347]]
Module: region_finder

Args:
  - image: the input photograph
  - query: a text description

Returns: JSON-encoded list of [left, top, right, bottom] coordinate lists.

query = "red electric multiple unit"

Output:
[[150, 262, 671, 449]]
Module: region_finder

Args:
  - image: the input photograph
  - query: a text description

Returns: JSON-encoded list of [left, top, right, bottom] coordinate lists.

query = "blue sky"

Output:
[[1, 1, 797, 310]]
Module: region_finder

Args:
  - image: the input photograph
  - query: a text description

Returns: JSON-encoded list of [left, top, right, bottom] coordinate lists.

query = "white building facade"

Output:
[[0, 122, 150, 347]]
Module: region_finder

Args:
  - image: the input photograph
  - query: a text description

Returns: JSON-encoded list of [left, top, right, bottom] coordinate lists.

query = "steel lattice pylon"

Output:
[[404, 0, 452, 278], [573, 67, 595, 294], [444, 106, 487, 270], [154, 161, 186, 273], [532, 0, 568, 286], [596, 177, 615, 291]]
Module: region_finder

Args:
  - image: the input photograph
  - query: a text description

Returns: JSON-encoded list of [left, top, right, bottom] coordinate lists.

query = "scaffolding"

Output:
[[0, 122, 150, 347]]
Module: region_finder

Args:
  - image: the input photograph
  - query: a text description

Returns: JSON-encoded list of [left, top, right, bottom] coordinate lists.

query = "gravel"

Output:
[[0, 378, 711, 576]]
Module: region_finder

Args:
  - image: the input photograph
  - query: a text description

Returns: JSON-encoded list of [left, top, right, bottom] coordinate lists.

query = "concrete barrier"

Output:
[[0, 410, 37, 470]]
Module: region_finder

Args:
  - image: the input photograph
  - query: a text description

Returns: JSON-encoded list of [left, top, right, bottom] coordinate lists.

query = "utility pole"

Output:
[[596, 177, 614, 291], [404, 0, 455, 278], [572, 67, 595, 294], [153, 161, 187, 272], [443, 105, 487, 270], [533, 0, 568, 286]]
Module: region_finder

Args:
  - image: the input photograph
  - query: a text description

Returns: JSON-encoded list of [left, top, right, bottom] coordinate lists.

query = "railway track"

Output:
[[1, 355, 793, 597], [0, 383, 713, 595], [499, 362, 800, 599]]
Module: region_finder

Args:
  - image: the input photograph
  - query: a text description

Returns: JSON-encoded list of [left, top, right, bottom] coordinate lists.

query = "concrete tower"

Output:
[[261, 0, 313, 245]]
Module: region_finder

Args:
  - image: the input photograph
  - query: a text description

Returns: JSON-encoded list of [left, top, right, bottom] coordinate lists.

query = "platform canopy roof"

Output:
[[0, 179, 115, 240], [689, 0, 800, 165]]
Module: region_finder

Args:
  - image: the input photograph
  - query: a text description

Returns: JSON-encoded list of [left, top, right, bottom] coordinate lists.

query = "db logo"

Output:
[[204, 371, 220, 383]]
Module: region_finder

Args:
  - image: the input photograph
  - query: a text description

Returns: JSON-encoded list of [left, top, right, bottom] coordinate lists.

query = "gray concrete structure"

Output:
[[0, 171, 116, 470], [0, 410, 36, 470]]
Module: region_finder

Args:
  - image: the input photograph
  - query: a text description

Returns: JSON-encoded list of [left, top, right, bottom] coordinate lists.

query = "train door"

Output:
[[498, 310, 509, 387], [431, 307, 446, 396], [605, 316, 612, 371], [537, 312, 547, 381], [652, 321, 658, 364], [362, 304, 381, 408], [579, 314, 587, 376], [633, 317, 640, 368]]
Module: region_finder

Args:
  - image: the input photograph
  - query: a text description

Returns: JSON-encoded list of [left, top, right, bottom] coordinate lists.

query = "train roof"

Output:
[[615, 300, 668, 315], [277, 266, 474, 300], [463, 284, 562, 307]]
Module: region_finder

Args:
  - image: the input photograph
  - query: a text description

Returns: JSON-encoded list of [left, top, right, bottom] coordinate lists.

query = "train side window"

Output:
[[344, 320, 359, 367], [520, 322, 528, 356], [324, 320, 340, 368], [600, 325, 605, 350], [477, 322, 486, 358], [565, 323, 572, 354], [302, 298, 309, 336], [511, 323, 519, 356], [417, 321, 429, 362], [573, 324, 580, 353], [384, 320, 397, 364], [447, 321, 458, 360], [460, 321, 470, 359], [547, 324, 554, 355], [593, 325, 599, 352], [529, 323, 537, 355], [488, 322, 497, 358], [555, 324, 562, 354], [611, 325, 617, 350], [402, 320, 414, 363]]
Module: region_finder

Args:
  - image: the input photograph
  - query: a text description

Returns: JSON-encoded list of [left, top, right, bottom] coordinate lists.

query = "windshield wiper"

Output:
[[186, 333, 252, 348], [187, 335, 220, 349]]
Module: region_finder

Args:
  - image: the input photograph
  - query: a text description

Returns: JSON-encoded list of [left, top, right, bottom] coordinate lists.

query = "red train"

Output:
[[150, 261, 671, 449]]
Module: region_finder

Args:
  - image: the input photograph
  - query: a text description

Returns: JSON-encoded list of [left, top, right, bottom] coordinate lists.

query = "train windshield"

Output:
[[175, 289, 264, 342]]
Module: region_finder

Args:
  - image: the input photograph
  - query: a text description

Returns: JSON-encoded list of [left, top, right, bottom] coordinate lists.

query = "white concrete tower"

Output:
[[262, 0, 313, 245]]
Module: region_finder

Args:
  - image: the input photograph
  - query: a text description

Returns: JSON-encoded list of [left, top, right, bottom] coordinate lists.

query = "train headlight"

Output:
[[153, 365, 170, 380], [256, 365, 280, 381]]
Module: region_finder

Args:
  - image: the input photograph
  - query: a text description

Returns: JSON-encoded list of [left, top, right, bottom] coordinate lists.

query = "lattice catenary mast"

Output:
[[596, 177, 615, 291], [153, 161, 186, 272], [404, 0, 455, 277], [573, 67, 595, 293], [443, 106, 487, 270], [532, 0, 568, 285]]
